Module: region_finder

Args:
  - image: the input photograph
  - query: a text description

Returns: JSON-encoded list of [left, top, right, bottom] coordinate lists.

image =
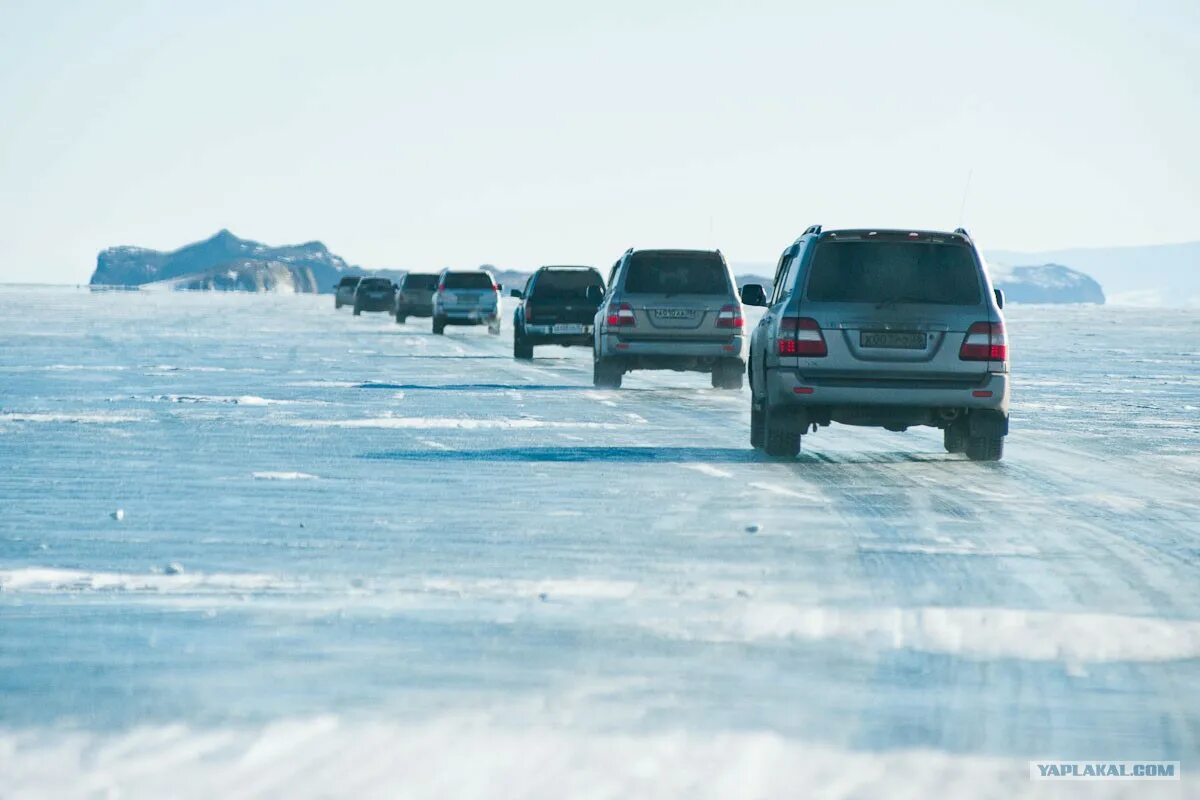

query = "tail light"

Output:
[[525, 303, 534, 322], [492, 284, 500, 292], [715, 304, 743, 329], [959, 322, 1007, 362], [777, 316, 827, 357], [606, 302, 636, 327]]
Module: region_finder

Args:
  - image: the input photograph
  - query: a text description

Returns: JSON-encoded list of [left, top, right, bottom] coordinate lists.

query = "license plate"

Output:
[[652, 308, 695, 319], [861, 331, 926, 349], [552, 324, 585, 334]]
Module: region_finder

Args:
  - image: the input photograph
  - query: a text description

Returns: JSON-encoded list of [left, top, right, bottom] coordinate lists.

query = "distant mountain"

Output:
[[986, 241, 1200, 307], [90, 230, 364, 293], [991, 264, 1104, 305]]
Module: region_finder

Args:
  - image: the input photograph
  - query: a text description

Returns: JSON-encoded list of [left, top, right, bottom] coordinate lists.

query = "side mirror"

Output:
[[585, 285, 605, 305], [994, 288, 1005, 309], [496, 283, 503, 292], [740, 284, 767, 307], [509, 289, 523, 299]]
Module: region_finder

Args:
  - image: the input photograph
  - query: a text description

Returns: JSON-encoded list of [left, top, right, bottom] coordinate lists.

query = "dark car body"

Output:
[[394, 273, 438, 322], [353, 277, 397, 314], [512, 267, 604, 359]]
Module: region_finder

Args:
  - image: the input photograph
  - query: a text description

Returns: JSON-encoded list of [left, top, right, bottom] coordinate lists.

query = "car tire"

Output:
[[593, 357, 622, 389], [943, 422, 968, 454], [965, 434, 1004, 462], [353, 306, 362, 316], [488, 322, 501, 336], [432, 317, 445, 335], [335, 300, 343, 309], [395, 312, 407, 324], [763, 403, 801, 458]]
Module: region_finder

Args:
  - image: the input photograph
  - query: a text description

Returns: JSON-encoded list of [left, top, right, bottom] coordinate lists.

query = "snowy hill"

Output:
[[991, 263, 1104, 305], [987, 241, 1200, 307], [90, 230, 359, 293]]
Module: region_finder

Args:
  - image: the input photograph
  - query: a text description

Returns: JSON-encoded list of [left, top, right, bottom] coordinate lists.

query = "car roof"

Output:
[[629, 248, 721, 256], [798, 228, 972, 245], [536, 265, 599, 272]]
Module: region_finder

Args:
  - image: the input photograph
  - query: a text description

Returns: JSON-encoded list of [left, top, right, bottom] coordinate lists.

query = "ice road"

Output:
[[1, 286, 1198, 799]]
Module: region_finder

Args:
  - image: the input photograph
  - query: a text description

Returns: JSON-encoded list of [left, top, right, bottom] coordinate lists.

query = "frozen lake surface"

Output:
[[2, 287, 1198, 798]]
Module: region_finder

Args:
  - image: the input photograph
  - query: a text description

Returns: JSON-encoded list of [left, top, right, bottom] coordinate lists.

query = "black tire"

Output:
[[353, 306, 362, 316], [592, 357, 622, 389], [943, 423, 967, 454], [750, 400, 765, 448], [514, 330, 533, 360], [395, 313, 407, 324], [763, 403, 801, 458], [432, 317, 445, 335], [335, 300, 343, 309], [965, 434, 1004, 462]]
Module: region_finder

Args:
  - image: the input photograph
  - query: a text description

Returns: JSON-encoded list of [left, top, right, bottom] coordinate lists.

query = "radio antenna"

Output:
[[958, 168, 973, 228]]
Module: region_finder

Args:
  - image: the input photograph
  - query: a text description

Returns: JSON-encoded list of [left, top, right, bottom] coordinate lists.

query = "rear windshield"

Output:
[[360, 278, 392, 289], [623, 252, 729, 296], [402, 274, 438, 290], [443, 272, 494, 290], [532, 269, 603, 299], [338, 277, 360, 287], [805, 241, 982, 304]]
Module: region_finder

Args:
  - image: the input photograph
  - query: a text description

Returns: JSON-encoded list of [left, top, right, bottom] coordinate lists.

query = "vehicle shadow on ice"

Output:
[[361, 446, 972, 465], [356, 382, 582, 391]]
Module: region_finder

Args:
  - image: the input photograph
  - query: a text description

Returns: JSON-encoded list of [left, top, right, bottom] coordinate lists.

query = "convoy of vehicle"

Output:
[[329, 226, 1011, 460]]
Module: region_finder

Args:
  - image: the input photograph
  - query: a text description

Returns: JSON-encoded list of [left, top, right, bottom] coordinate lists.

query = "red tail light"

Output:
[[715, 304, 743, 329], [959, 322, 1008, 362], [606, 302, 636, 327], [777, 316, 827, 357], [525, 303, 534, 322]]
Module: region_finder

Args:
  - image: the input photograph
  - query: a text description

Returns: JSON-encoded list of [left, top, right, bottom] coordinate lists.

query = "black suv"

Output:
[[353, 277, 397, 316], [512, 267, 605, 360]]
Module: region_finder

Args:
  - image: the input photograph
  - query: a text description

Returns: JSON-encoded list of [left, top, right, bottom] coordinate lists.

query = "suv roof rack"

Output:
[[803, 224, 822, 236], [954, 227, 970, 238]]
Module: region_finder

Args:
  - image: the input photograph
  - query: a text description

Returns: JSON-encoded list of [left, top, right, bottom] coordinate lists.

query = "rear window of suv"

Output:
[[533, 269, 603, 299], [403, 275, 438, 290], [623, 252, 729, 296], [360, 278, 392, 289], [805, 240, 982, 304], [338, 277, 360, 287], [443, 272, 494, 289]]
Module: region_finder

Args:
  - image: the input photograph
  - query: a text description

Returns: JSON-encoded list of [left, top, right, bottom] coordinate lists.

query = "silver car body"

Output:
[[432, 269, 501, 333], [593, 249, 745, 386], [334, 276, 361, 308], [747, 226, 1009, 458]]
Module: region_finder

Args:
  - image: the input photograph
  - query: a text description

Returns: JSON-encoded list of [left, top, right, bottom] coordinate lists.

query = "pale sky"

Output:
[[1, 0, 1198, 282]]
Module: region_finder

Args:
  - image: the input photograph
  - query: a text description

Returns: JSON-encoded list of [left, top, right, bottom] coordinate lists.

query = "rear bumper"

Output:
[[395, 304, 432, 317], [599, 333, 744, 359], [355, 298, 394, 312], [523, 323, 593, 346], [766, 367, 1009, 415], [437, 307, 499, 325]]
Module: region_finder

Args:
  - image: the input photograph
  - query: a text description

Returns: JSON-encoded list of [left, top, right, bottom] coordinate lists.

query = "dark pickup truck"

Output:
[[512, 267, 605, 360]]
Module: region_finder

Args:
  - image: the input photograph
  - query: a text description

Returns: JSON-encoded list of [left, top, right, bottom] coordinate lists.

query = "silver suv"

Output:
[[744, 226, 1010, 461], [592, 248, 745, 389], [432, 269, 502, 335]]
